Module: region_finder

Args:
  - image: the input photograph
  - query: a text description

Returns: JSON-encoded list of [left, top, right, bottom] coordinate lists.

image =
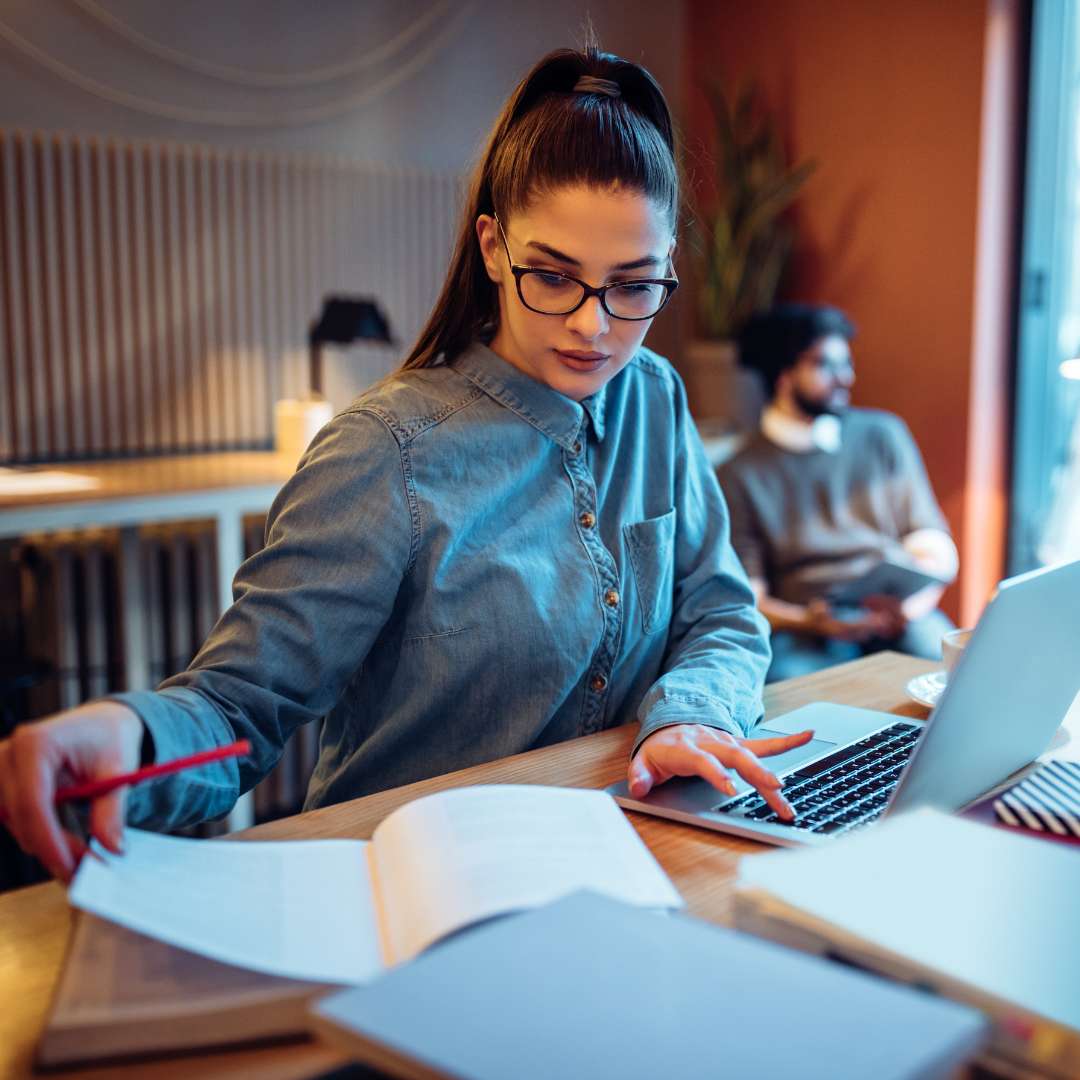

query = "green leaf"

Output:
[[689, 78, 817, 339]]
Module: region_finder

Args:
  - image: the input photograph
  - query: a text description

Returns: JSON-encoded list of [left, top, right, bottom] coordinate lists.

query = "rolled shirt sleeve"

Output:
[[114, 408, 414, 830], [633, 380, 772, 754]]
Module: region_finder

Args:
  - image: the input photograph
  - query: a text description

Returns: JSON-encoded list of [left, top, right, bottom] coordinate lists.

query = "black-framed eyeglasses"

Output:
[[495, 214, 678, 321]]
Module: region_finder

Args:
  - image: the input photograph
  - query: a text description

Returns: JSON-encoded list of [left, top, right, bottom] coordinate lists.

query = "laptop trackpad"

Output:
[[747, 730, 837, 782]]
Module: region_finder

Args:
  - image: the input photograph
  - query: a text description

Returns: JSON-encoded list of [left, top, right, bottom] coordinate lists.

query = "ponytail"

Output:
[[401, 46, 679, 372]]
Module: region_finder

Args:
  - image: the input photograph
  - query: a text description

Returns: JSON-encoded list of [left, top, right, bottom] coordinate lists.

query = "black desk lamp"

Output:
[[308, 297, 394, 399]]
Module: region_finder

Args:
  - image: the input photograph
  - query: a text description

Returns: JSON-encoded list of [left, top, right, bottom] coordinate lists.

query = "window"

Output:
[[1012, 0, 1080, 571]]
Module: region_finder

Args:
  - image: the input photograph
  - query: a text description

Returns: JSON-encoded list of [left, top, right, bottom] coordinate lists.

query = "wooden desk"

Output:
[[0, 652, 934, 1080], [0, 451, 294, 636]]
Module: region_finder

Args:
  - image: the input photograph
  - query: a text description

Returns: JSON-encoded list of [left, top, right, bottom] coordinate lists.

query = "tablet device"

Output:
[[826, 558, 948, 607]]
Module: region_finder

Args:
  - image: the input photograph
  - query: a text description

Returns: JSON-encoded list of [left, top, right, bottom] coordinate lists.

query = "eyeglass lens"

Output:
[[519, 271, 667, 319]]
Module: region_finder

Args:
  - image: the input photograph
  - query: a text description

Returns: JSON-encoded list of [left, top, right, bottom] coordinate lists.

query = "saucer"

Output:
[[905, 670, 948, 708]]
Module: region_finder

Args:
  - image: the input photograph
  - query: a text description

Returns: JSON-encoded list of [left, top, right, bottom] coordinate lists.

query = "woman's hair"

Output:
[[401, 46, 679, 371], [737, 303, 856, 396]]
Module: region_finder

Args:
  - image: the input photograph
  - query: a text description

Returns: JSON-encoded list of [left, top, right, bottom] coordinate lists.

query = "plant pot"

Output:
[[682, 338, 767, 433]]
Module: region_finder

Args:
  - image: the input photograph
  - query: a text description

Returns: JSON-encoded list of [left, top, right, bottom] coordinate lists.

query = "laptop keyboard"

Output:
[[721, 722, 922, 836]]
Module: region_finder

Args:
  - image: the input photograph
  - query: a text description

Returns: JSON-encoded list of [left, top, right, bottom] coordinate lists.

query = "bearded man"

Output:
[[716, 304, 957, 682]]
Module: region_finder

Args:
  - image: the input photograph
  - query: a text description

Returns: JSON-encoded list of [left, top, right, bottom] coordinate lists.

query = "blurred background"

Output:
[[0, 0, 1075, 846]]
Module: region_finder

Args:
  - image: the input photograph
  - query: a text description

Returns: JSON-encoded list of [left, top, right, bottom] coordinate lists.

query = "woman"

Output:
[[0, 46, 811, 882]]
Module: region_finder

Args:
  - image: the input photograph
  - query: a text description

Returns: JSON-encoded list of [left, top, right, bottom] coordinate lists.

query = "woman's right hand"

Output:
[[0, 701, 144, 883]]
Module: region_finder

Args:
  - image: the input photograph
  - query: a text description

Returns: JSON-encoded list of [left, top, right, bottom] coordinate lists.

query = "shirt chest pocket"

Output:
[[623, 509, 676, 635]]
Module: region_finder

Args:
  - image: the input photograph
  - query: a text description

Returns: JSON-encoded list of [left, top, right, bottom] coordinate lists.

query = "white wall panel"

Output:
[[0, 129, 459, 462]]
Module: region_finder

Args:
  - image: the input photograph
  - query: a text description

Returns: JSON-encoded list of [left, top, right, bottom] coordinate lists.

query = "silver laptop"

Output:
[[610, 559, 1080, 847]]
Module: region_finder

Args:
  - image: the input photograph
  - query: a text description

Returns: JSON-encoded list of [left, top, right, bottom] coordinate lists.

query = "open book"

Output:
[[43, 785, 681, 1064]]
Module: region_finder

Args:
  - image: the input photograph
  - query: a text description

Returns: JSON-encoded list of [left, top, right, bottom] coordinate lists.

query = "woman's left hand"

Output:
[[627, 724, 815, 820]]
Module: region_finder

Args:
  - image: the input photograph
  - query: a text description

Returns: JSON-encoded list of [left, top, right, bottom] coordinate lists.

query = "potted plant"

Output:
[[685, 82, 817, 433]]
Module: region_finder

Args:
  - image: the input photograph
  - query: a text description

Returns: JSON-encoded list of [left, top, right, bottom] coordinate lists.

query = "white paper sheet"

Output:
[[69, 829, 384, 985]]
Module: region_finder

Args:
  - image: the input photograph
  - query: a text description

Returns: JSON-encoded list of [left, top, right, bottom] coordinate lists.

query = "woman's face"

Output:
[[477, 185, 675, 401]]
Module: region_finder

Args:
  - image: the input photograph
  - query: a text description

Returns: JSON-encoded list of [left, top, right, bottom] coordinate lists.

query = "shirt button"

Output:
[[579, 511, 596, 529], [572, 441, 582, 454], [604, 588, 619, 608], [590, 673, 608, 692]]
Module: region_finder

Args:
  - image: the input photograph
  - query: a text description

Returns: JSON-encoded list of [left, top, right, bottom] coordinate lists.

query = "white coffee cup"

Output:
[[941, 627, 974, 676]]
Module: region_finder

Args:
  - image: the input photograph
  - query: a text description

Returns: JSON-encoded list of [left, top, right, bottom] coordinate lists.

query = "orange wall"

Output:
[[685, 0, 1003, 622]]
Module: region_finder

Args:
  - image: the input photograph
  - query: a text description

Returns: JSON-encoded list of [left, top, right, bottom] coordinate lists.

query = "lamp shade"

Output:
[[308, 296, 394, 397], [309, 297, 393, 347]]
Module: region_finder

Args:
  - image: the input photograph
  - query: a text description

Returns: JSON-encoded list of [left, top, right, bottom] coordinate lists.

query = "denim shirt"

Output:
[[117, 343, 770, 830]]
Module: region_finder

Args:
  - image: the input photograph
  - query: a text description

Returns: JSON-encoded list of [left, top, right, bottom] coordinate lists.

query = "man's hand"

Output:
[[805, 599, 882, 642], [862, 594, 908, 639], [628, 724, 815, 821], [0, 702, 144, 883]]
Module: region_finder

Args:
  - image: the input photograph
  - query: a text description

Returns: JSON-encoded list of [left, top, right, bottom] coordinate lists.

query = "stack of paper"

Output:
[[735, 808, 1080, 1079]]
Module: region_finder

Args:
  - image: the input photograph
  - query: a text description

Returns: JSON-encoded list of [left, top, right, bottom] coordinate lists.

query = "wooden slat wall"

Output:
[[0, 130, 461, 464]]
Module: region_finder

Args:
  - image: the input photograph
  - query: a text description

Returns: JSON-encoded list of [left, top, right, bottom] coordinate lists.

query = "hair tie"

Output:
[[573, 75, 621, 98]]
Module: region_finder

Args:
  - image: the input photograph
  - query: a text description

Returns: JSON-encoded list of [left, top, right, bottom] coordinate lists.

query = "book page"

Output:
[[69, 829, 385, 985], [371, 785, 682, 965]]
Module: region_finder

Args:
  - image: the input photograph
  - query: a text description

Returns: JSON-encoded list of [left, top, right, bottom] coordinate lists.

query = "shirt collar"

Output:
[[761, 404, 843, 454], [580, 387, 607, 441], [453, 343, 607, 448]]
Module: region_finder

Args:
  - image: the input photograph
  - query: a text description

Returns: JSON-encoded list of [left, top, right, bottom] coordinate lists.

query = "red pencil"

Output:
[[53, 740, 252, 805]]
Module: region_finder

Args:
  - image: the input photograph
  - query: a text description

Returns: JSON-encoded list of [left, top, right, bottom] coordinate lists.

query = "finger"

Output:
[[652, 742, 738, 796], [708, 741, 796, 820], [61, 831, 89, 885], [629, 742, 676, 797], [9, 734, 76, 880], [89, 787, 127, 855], [760, 784, 796, 821], [823, 615, 859, 641], [741, 729, 815, 757], [628, 754, 655, 799], [636, 740, 738, 798], [695, 734, 799, 816], [724, 744, 796, 820], [697, 732, 782, 790]]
